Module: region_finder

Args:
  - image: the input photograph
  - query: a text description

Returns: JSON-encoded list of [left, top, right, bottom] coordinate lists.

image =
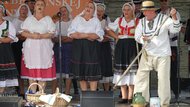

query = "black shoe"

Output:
[[145, 102, 149, 107], [174, 94, 179, 100], [18, 94, 25, 99], [118, 92, 122, 98], [117, 99, 128, 104], [128, 99, 133, 104], [74, 90, 79, 95]]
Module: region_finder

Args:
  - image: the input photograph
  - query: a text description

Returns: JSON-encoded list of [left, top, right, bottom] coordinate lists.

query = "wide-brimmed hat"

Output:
[[141, 1, 158, 11], [133, 0, 142, 4]]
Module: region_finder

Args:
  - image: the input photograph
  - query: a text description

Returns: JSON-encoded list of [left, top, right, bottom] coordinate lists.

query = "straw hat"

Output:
[[141, 1, 158, 11]]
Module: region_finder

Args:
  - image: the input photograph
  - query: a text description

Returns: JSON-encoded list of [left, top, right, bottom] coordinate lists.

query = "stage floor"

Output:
[[66, 89, 190, 107], [4, 81, 190, 107]]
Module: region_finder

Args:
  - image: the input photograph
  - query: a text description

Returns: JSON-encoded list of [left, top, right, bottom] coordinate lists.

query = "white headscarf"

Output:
[[14, 3, 32, 18], [79, 2, 98, 18], [97, 3, 106, 11], [61, 1, 72, 19], [122, 2, 135, 19]]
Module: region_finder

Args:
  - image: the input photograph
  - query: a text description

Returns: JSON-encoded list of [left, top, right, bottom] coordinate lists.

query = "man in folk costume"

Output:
[[134, 1, 181, 107]]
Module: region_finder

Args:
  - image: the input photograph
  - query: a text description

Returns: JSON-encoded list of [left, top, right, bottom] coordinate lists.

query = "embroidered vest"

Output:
[[1, 21, 9, 37], [118, 17, 139, 36]]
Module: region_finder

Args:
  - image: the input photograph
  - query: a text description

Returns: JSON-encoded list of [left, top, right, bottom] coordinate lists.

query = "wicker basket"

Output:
[[26, 83, 46, 103], [52, 88, 69, 107]]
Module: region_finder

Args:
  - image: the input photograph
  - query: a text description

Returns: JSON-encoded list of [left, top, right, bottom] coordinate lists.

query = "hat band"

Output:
[[142, 6, 155, 8]]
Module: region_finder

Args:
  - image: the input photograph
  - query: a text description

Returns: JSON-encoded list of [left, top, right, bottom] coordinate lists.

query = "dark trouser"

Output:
[[171, 46, 180, 97]]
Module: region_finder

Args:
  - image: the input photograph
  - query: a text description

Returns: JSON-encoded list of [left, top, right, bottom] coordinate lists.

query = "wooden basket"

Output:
[[26, 83, 46, 103]]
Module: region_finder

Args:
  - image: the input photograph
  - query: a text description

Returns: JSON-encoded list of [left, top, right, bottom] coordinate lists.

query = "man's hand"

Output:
[[142, 36, 150, 42], [170, 7, 177, 20]]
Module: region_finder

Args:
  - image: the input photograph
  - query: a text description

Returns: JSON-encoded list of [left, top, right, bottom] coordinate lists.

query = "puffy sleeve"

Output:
[[8, 21, 18, 42], [108, 17, 119, 32], [20, 16, 31, 33], [11, 19, 18, 33], [166, 15, 181, 34], [135, 19, 144, 44], [95, 18, 104, 41], [169, 12, 181, 38], [54, 22, 59, 36], [106, 16, 112, 24], [67, 16, 79, 37], [46, 16, 56, 34]]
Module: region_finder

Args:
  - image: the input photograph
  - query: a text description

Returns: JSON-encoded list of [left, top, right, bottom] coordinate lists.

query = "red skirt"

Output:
[[21, 56, 56, 81]]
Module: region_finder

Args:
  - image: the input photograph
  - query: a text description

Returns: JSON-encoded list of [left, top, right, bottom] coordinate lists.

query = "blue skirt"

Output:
[[53, 43, 72, 75]]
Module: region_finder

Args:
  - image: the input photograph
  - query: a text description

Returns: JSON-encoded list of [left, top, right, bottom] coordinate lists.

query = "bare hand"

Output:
[[102, 36, 110, 42], [70, 32, 80, 39], [115, 36, 119, 43], [142, 36, 150, 41], [32, 33, 40, 39], [87, 38, 95, 41], [170, 7, 177, 20], [180, 26, 186, 33]]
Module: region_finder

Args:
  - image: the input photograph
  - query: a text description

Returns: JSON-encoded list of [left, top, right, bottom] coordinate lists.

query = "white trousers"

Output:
[[134, 53, 171, 106]]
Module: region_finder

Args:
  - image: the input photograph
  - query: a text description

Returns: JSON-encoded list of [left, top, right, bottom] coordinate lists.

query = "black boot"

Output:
[[128, 99, 133, 105], [117, 99, 128, 104]]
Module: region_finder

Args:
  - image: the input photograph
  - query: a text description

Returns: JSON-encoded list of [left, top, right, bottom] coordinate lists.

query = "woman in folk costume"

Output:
[[67, 1, 104, 91], [20, 0, 56, 92], [11, 3, 31, 97], [0, 4, 18, 94], [52, 2, 78, 94], [106, 2, 139, 104], [97, 3, 113, 91]]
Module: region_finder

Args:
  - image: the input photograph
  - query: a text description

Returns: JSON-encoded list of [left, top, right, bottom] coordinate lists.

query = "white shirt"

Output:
[[55, 20, 72, 36], [100, 17, 111, 29], [4, 16, 15, 22], [135, 13, 181, 57], [67, 15, 104, 41], [21, 15, 56, 69], [0, 20, 17, 42], [12, 18, 23, 34], [160, 8, 181, 46]]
